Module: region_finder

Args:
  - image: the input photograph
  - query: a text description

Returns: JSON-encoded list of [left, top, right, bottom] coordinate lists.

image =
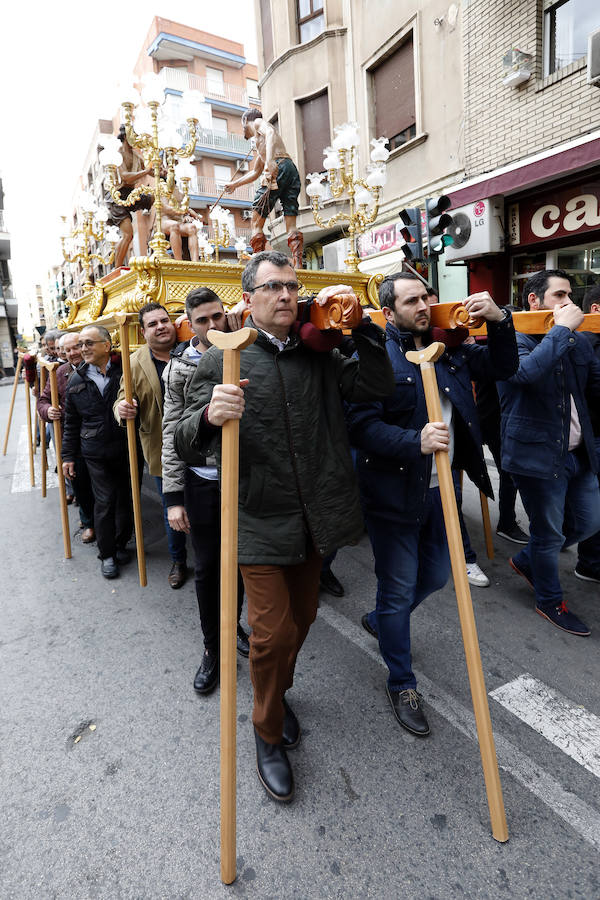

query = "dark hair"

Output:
[[117, 124, 127, 143], [241, 251, 293, 293], [522, 269, 571, 308], [185, 287, 222, 318], [582, 284, 600, 314], [241, 108, 262, 125], [426, 286, 438, 298], [378, 271, 422, 308], [82, 324, 111, 344], [138, 302, 169, 329]]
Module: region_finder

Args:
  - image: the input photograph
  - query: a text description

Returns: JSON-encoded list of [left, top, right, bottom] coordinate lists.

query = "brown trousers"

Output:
[[240, 544, 322, 744]]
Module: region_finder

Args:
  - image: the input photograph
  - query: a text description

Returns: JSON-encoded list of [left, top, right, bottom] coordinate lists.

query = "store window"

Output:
[[543, 0, 600, 76], [371, 35, 417, 151], [297, 0, 324, 44], [511, 240, 600, 307]]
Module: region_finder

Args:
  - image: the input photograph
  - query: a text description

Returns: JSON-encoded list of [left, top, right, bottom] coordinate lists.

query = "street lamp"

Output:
[[60, 192, 119, 294], [307, 124, 389, 272], [101, 73, 203, 259]]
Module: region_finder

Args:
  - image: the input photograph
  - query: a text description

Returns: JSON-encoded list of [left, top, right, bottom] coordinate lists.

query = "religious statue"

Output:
[[224, 109, 303, 268], [105, 125, 154, 268]]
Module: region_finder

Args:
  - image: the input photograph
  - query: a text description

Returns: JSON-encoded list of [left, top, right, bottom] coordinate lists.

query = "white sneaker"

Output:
[[466, 562, 490, 587]]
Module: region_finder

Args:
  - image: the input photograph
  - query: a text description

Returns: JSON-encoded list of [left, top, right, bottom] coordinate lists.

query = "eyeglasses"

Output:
[[248, 280, 302, 294], [75, 339, 107, 349]]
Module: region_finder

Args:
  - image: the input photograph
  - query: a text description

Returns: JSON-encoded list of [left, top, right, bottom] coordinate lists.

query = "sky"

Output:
[[0, 1, 258, 318]]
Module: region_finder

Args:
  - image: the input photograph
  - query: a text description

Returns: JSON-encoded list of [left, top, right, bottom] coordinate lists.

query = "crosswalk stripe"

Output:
[[490, 673, 600, 779], [318, 602, 600, 851], [11, 424, 59, 493]]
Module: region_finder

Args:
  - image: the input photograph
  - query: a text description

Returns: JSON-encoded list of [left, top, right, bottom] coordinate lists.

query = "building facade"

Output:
[[0, 178, 18, 373], [253, 0, 466, 293], [448, 0, 600, 308]]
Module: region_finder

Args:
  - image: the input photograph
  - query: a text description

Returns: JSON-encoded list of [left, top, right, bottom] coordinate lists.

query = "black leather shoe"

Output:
[[116, 548, 132, 565], [386, 685, 430, 736], [168, 561, 187, 589], [361, 613, 378, 639], [100, 557, 119, 579], [282, 697, 300, 750], [254, 728, 294, 802], [236, 626, 250, 658], [193, 649, 218, 694], [319, 567, 345, 597]]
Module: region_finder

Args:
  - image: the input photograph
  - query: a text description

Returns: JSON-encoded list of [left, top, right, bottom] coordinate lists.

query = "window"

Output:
[[259, 0, 274, 67], [297, 0, 324, 44], [298, 90, 330, 175], [246, 78, 259, 101], [206, 66, 224, 95], [214, 164, 231, 188], [543, 0, 600, 76], [212, 116, 228, 135], [371, 35, 416, 151]]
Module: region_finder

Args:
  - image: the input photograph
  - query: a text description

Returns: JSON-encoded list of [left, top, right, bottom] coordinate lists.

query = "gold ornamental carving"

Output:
[[88, 285, 106, 321]]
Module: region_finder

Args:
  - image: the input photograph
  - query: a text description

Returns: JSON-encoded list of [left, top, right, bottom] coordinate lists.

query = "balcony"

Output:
[[189, 176, 254, 205], [159, 67, 255, 109]]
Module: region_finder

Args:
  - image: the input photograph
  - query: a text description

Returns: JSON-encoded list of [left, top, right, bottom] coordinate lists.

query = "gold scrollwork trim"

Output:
[[88, 285, 106, 321]]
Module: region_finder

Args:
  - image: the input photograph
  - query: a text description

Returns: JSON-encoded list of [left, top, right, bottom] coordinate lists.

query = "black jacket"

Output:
[[62, 354, 128, 462], [346, 314, 518, 525]]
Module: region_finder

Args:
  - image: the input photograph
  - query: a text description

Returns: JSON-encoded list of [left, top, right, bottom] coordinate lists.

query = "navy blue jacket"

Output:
[[497, 326, 600, 480], [346, 314, 518, 524]]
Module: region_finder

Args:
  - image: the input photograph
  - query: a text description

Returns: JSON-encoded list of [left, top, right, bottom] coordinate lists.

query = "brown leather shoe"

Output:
[[168, 561, 187, 589], [81, 528, 95, 544]]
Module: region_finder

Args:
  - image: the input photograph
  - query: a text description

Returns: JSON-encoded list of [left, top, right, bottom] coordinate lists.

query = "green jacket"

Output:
[[174, 319, 394, 565]]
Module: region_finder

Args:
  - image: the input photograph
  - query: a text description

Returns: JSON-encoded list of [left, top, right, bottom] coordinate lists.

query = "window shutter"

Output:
[[373, 36, 415, 139], [299, 91, 330, 174]]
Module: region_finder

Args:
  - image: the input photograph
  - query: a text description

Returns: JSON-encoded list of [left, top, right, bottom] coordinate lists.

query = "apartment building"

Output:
[[253, 0, 466, 296], [0, 178, 18, 373], [446, 0, 600, 307]]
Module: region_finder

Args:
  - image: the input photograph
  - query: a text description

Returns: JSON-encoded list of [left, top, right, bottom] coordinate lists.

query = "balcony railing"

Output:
[[177, 123, 251, 157], [160, 67, 256, 108], [189, 176, 254, 202]]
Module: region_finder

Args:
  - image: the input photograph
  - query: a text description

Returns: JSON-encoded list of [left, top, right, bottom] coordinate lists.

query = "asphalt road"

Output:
[[1, 381, 599, 899]]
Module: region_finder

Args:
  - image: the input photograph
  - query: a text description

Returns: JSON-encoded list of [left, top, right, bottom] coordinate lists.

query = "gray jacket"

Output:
[[161, 340, 205, 506]]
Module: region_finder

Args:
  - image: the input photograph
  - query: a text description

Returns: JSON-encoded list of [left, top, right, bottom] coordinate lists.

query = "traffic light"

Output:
[[398, 207, 423, 261], [425, 195, 454, 255]]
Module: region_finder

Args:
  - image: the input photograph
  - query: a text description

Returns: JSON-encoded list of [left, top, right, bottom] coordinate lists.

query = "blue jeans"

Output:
[[154, 476, 187, 564], [366, 487, 451, 690], [512, 451, 600, 610]]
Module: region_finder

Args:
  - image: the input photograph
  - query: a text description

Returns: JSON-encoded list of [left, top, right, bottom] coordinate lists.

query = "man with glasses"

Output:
[[175, 251, 394, 803], [37, 331, 95, 543], [62, 325, 132, 579]]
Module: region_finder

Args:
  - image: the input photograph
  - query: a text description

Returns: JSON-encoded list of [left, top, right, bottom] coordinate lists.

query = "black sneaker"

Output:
[[100, 557, 119, 579], [319, 567, 345, 597], [193, 649, 218, 694], [496, 523, 529, 544], [536, 601, 590, 636], [386, 686, 430, 736], [574, 564, 600, 584]]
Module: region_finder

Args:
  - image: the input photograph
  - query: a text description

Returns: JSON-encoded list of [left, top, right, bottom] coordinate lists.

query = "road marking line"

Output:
[[318, 602, 600, 851], [11, 425, 58, 493], [490, 674, 600, 779]]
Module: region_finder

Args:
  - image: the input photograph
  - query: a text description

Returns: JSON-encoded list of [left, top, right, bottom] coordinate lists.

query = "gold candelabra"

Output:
[[60, 198, 118, 294], [100, 75, 202, 259], [307, 125, 390, 272]]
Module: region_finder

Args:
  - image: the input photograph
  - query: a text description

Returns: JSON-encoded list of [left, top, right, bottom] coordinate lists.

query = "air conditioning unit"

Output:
[[444, 196, 504, 263], [242, 209, 252, 220], [588, 28, 600, 87]]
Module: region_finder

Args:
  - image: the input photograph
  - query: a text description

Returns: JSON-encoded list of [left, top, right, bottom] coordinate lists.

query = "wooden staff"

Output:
[[33, 371, 39, 456], [40, 367, 48, 498], [38, 359, 71, 559], [405, 342, 508, 843], [2, 354, 23, 455], [115, 314, 146, 587], [207, 325, 257, 886], [25, 377, 35, 487], [480, 491, 494, 559]]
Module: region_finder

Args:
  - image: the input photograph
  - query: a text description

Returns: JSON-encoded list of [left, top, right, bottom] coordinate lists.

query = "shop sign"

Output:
[[358, 221, 404, 258], [509, 183, 600, 246]]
